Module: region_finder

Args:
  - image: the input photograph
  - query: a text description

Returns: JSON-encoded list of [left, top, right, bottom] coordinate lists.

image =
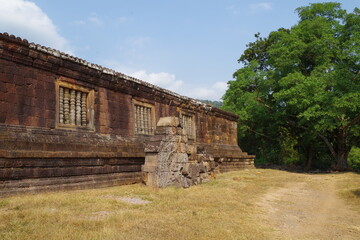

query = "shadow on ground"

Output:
[[255, 164, 360, 175], [352, 189, 360, 197]]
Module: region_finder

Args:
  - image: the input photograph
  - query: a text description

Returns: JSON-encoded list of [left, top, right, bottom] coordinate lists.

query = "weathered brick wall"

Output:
[[0, 58, 55, 128], [0, 33, 254, 195]]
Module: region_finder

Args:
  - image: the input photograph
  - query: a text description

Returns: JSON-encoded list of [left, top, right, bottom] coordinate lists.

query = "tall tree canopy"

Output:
[[223, 2, 360, 170]]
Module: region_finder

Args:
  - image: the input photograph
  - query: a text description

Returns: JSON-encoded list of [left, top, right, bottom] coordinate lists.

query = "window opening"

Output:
[[59, 86, 88, 126], [135, 104, 153, 134]]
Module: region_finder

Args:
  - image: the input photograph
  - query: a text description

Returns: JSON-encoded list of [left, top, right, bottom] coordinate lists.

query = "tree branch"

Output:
[[298, 125, 338, 160], [246, 126, 278, 141], [255, 97, 273, 110], [343, 114, 360, 131], [317, 133, 337, 160]]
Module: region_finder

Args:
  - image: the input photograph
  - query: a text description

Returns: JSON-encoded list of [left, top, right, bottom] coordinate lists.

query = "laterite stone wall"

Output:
[[0, 33, 254, 196]]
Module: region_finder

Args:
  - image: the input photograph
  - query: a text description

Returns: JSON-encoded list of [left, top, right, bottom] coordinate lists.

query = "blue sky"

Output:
[[0, 0, 358, 100]]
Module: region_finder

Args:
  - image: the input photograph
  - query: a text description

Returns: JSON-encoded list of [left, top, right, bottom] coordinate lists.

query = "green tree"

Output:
[[196, 99, 223, 108], [223, 2, 360, 170]]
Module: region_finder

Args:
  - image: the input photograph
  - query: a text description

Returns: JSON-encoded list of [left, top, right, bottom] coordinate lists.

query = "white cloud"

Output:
[[102, 60, 226, 101], [213, 81, 228, 92], [129, 71, 226, 101], [0, 0, 73, 53], [187, 81, 228, 101], [101, 61, 184, 92], [131, 70, 183, 92], [251, 2, 272, 11]]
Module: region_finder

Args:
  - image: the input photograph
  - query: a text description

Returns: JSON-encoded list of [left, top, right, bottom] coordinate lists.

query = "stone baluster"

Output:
[[135, 105, 140, 133], [140, 106, 144, 134], [144, 107, 148, 134], [76, 91, 81, 125], [64, 88, 70, 124], [147, 108, 151, 134], [135, 105, 153, 134], [143, 107, 147, 134], [148, 108, 151, 134], [81, 92, 87, 126], [59, 87, 64, 124], [70, 89, 76, 125]]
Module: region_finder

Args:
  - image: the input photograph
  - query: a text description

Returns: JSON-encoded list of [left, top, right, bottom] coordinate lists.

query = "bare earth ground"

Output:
[[257, 173, 360, 240]]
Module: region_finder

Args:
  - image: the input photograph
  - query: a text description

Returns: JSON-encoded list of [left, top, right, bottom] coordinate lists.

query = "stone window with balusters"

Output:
[[181, 113, 195, 139], [133, 100, 155, 135], [56, 80, 94, 129]]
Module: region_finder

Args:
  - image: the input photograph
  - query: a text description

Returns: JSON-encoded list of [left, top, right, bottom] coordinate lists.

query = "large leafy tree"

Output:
[[223, 2, 360, 170]]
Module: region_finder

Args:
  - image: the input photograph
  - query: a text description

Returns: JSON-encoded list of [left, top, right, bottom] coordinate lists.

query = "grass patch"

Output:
[[0, 169, 359, 240]]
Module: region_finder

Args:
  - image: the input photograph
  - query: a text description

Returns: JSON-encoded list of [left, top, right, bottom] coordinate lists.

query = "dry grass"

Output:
[[0, 169, 359, 240], [336, 172, 360, 212]]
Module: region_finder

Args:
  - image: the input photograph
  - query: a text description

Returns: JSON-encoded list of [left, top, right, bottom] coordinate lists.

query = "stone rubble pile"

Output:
[[142, 117, 220, 188]]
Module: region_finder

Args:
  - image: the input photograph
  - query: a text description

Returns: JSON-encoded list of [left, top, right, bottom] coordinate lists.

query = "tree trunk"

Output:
[[335, 150, 349, 171], [334, 129, 350, 171], [318, 129, 350, 171], [305, 145, 313, 171]]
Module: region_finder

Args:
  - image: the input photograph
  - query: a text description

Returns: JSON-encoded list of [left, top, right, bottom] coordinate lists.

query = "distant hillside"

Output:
[[196, 99, 223, 108]]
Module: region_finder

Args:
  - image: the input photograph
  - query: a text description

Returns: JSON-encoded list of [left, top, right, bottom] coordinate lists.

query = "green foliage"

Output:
[[348, 147, 360, 171], [223, 2, 360, 170], [279, 127, 301, 165]]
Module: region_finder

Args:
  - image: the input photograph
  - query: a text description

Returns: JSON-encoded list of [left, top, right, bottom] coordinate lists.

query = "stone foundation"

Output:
[[0, 172, 142, 197]]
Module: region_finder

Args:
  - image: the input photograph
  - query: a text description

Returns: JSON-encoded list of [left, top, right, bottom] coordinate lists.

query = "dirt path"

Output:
[[258, 174, 360, 240]]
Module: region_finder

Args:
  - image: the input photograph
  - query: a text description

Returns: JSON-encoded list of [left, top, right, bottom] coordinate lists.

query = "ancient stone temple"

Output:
[[0, 32, 255, 195]]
